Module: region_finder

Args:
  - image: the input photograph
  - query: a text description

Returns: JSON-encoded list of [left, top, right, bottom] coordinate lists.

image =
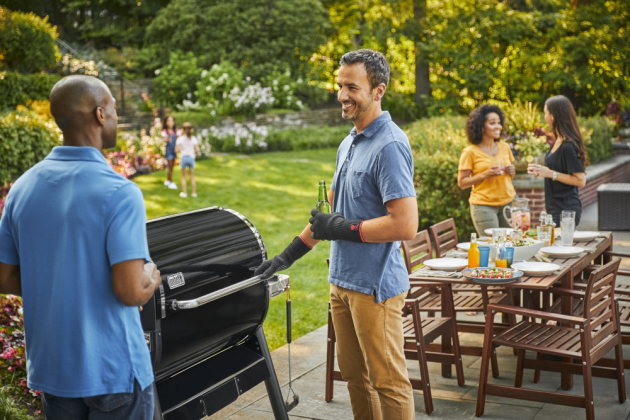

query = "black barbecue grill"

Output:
[[141, 207, 290, 420]]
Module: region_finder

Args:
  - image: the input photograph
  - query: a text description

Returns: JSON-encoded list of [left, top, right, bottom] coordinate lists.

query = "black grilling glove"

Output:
[[254, 236, 312, 279], [309, 209, 365, 242]]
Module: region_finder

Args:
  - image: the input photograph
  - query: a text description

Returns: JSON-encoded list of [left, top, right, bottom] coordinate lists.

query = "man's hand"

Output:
[[309, 210, 364, 242], [144, 262, 162, 290], [254, 236, 312, 279], [112, 259, 162, 307]]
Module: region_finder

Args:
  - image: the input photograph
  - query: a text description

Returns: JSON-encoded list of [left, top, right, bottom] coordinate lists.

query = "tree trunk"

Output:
[[413, 0, 431, 108]]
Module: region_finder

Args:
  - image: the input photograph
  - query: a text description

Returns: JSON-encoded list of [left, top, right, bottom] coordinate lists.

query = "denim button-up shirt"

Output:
[[329, 112, 416, 302]]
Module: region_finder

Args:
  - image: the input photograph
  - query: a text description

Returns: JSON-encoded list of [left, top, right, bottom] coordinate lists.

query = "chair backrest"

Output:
[[429, 218, 459, 258], [401, 230, 433, 274], [583, 258, 621, 349]]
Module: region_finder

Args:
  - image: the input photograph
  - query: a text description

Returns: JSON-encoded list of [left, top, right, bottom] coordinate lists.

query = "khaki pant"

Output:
[[330, 283, 414, 420]]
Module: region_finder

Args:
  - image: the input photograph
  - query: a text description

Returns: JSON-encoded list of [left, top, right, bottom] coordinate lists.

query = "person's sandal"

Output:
[[179, 192, 187, 198]]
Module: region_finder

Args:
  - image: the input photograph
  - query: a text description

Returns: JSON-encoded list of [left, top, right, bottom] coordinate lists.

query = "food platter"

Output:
[[462, 267, 523, 284], [423, 258, 469, 272]]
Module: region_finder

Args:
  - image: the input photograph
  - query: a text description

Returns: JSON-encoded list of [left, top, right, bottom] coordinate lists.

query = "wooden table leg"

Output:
[[441, 285, 452, 378], [560, 269, 573, 390]]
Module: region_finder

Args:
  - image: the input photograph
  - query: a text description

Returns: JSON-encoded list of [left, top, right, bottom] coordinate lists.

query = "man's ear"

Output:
[[374, 84, 387, 102], [96, 106, 105, 126]]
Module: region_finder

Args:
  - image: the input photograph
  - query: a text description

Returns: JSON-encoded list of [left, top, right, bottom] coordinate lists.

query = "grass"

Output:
[[134, 149, 337, 350]]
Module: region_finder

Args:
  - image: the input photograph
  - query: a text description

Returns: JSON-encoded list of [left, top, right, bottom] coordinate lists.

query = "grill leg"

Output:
[[255, 327, 290, 420]]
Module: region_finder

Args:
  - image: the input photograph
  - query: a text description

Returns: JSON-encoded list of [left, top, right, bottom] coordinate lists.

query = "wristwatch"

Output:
[[552, 171, 558, 181]]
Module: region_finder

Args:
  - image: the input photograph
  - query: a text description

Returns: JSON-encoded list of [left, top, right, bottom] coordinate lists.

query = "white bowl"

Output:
[[511, 262, 563, 276], [484, 228, 514, 236], [423, 258, 468, 272], [459, 239, 544, 262]]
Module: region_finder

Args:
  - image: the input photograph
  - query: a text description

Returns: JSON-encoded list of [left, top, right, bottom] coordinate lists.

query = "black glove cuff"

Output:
[[332, 219, 364, 243], [281, 236, 312, 264]]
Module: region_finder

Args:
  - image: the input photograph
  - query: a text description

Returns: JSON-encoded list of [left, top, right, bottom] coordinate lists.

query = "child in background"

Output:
[[175, 122, 200, 198], [161, 116, 179, 189]]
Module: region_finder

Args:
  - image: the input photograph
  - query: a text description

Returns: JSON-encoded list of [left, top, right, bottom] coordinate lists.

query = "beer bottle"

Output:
[[317, 180, 331, 214]]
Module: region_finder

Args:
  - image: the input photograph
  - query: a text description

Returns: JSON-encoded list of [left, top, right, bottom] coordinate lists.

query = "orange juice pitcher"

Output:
[[468, 233, 480, 268]]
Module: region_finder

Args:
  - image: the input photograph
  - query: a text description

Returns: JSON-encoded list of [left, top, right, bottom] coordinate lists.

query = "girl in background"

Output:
[[458, 104, 516, 236], [162, 116, 178, 189], [527, 95, 587, 226]]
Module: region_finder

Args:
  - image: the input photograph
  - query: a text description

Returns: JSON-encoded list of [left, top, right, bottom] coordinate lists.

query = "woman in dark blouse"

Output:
[[527, 95, 587, 226]]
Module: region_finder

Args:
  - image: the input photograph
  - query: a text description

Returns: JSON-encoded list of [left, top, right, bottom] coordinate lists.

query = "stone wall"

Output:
[[513, 155, 630, 221]]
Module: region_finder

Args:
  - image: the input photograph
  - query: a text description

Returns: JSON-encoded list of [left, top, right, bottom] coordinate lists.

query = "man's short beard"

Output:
[[342, 93, 374, 121]]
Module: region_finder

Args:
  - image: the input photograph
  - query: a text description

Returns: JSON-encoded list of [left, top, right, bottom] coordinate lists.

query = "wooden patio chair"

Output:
[[476, 259, 626, 420], [406, 228, 516, 376], [324, 259, 466, 414]]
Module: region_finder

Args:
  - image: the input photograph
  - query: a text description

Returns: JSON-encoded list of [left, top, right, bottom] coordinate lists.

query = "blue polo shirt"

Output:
[[329, 112, 416, 302], [0, 146, 153, 397]]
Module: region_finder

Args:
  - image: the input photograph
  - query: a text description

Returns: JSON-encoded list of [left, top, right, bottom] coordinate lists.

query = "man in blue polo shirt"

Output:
[[256, 50, 418, 419], [0, 75, 162, 419]]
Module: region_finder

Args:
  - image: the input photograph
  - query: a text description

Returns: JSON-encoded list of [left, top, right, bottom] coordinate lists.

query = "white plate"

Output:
[[423, 258, 469, 272], [457, 242, 471, 251], [572, 231, 600, 242], [511, 262, 563, 276], [540, 246, 585, 258]]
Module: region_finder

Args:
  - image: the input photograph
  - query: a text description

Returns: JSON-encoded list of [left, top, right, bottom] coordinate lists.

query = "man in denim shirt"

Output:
[[256, 50, 418, 419]]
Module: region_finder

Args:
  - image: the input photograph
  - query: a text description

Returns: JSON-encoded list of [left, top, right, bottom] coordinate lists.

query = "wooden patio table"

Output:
[[409, 234, 613, 390]]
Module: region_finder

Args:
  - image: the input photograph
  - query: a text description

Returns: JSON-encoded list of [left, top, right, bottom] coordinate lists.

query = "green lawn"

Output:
[[134, 149, 337, 350]]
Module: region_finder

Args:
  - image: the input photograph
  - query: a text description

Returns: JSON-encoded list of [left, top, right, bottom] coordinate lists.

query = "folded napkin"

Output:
[[534, 252, 553, 263], [412, 269, 463, 278], [445, 250, 468, 259]]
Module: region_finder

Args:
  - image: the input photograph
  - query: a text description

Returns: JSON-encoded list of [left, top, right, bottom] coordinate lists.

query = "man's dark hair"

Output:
[[339, 49, 390, 90], [465, 104, 504, 145]]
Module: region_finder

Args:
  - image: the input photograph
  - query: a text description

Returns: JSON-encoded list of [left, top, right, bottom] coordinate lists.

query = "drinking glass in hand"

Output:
[[561, 219, 575, 246]]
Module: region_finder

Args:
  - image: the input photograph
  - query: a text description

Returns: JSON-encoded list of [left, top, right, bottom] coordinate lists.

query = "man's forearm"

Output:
[[0, 263, 21, 296], [360, 214, 417, 243], [299, 224, 319, 248]]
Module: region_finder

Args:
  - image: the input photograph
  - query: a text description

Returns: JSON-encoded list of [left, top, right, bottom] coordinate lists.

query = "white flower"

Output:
[[154, 69, 161, 75], [201, 70, 208, 77], [206, 86, 211, 91], [246, 77, 251, 81], [273, 80, 278, 85], [211, 110, 216, 116]]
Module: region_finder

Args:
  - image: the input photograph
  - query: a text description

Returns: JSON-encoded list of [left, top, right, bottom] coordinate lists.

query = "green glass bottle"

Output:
[[317, 180, 331, 214]]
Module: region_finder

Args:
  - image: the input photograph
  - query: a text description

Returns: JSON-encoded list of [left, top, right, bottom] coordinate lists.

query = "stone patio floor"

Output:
[[208, 202, 630, 420]]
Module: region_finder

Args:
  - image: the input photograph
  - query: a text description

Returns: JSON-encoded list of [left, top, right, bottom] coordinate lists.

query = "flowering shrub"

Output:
[[196, 123, 350, 155], [104, 129, 167, 179], [499, 99, 553, 162], [605, 100, 630, 136], [0, 184, 11, 218], [181, 61, 307, 116], [0, 295, 42, 417], [261, 68, 305, 111]]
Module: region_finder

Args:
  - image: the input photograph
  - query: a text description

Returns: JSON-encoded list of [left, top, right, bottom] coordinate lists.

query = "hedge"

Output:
[[0, 72, 60, 112], [0, 109, 61, 184], [579, 116, 613, 165]]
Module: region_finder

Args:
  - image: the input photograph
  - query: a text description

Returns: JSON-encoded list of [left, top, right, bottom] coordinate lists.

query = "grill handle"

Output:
[[169, 273, 288, 311]]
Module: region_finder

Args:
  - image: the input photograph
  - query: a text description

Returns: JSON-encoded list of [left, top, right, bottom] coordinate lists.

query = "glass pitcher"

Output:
[[503, 198, 531, 231]]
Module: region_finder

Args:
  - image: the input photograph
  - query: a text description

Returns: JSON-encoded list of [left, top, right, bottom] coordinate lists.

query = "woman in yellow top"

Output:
[[458, 104, 516, 237]]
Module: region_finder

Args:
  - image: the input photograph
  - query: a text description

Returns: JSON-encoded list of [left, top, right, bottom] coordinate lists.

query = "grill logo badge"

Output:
[[167, 273, 185, 289]]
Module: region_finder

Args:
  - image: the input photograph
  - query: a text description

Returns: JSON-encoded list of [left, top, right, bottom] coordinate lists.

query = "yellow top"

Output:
[[458, 142, 516, 206]]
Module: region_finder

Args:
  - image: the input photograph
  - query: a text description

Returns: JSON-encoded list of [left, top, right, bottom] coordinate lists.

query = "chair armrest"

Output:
[[604, 250, 630, 259], [486, 304, 587, 326], [409, 280, 447, 288], [549, 287, 586, 298]]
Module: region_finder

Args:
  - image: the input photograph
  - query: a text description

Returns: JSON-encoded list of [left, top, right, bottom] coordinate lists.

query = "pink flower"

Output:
[[2, 347, 17, 359]]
